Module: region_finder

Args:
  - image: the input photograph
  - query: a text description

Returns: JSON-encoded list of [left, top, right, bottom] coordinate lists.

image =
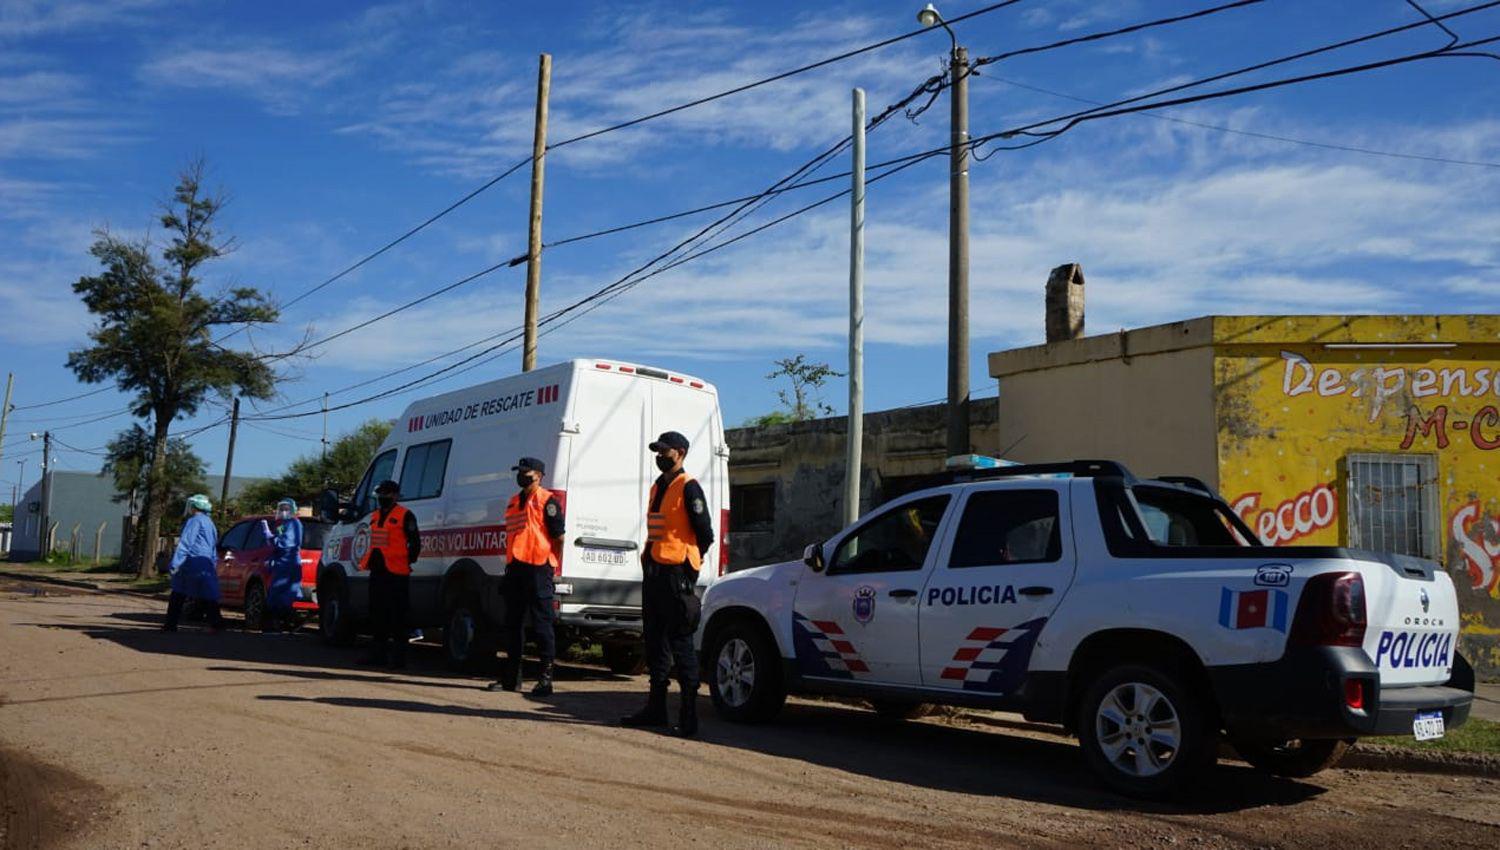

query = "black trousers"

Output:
[[369, 565, 410, 662], [164, 591, 224, 630], [641, 559, 698, 691], [503, 560, 556, 667]]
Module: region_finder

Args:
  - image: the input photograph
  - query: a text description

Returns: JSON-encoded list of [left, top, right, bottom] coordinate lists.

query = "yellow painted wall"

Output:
[[1213, 315, 1500, 677]]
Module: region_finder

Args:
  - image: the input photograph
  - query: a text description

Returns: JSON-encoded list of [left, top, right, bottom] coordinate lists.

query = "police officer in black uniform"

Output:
[[620, 431, 714, 737], [359, 480, 422, 669]]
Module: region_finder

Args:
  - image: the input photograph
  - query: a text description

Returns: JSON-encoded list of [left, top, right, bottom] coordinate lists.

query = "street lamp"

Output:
[[916, 4, 971, 461]]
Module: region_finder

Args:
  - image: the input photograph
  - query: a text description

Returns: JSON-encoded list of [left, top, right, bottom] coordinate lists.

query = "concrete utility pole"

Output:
[[919, 4, 971, 460], [845, 88, 866, 527], [220, 397, 240, 513], [0, 373, 13, 471], [36, 431, 50, 555], [522, 53, 552, 372]]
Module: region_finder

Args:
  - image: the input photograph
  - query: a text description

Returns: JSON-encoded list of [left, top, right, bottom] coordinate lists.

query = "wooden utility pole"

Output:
[[37, 431, 50, 555], [0, 373, 13, 471], [220, 397, 240, 513], [522, 53, 552, 372], [845, 88, 866, 527]]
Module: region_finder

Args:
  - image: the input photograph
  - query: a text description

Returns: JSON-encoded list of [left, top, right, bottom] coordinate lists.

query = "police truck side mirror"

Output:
[[803, 543, 825, 573]]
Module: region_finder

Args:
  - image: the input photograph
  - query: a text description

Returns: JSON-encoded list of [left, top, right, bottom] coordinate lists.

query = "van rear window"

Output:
[[399, 439, 452, 501]]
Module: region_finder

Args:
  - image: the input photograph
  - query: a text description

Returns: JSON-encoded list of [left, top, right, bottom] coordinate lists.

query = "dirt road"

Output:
[[2, 577, 1498, 850]]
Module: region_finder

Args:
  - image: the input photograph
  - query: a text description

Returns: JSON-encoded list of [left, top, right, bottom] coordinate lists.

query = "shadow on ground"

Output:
[[17, 604, 1329, 817]]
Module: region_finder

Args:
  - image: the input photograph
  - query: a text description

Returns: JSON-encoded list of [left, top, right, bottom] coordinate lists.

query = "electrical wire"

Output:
[[986, 75, 1500, 168], [971, 0, 1265, 68]]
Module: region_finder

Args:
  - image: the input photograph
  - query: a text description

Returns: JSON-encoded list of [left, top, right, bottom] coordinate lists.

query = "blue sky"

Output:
[[2, 0, 1498, 489]]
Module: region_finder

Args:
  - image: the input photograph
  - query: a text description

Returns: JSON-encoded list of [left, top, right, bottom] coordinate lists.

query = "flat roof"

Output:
[[989, 314, 1500, 378]]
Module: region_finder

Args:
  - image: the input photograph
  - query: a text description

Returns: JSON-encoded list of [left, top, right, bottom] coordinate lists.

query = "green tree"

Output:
[[100, 424, 208, 565], [237, 419, 392, 512], [750, 355, 843, 426], [67, 161, 282, 576], [0, 503, 12, 524]]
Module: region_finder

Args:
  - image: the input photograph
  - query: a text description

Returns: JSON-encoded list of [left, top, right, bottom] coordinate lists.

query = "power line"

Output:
[[8, 386, 113, 413], [544, 0, 1026, 152], [971, 0, 1265, 68], [988, 75, 1500, 168]]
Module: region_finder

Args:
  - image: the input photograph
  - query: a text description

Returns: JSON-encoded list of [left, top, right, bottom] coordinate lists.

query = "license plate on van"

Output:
[[1413, 711, 1445, 741], [579, 548, 631, 567]]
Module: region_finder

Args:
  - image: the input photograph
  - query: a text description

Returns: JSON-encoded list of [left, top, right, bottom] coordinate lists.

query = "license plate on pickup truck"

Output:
[[1413, 711, 1445, 741]]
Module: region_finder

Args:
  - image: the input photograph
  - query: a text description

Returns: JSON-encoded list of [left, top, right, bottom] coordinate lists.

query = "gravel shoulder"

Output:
[[1, 578, 1498, 849]]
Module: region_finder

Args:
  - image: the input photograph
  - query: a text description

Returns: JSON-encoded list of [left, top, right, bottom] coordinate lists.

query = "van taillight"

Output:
[[719, 509, 730, 577], [1289, 572, 1366, 647]]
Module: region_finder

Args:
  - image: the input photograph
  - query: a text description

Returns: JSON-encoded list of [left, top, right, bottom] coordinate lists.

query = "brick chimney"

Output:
[[1045, 263, 1085, 343]]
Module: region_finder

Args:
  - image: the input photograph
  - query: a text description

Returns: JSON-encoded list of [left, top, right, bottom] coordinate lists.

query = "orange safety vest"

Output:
[[505, 486, 559, 569], [648, 473, 702, 571], [362, 504, 413, 576]]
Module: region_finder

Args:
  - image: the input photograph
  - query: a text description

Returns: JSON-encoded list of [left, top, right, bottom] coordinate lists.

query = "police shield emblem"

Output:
[[852, 585, 876, 624]]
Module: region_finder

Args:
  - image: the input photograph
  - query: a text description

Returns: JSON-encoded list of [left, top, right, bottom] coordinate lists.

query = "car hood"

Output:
[[713, 558, 802, 589]]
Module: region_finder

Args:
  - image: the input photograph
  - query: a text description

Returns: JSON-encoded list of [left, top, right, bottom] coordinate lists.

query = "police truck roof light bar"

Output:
[[949, 459, 1134, 484]]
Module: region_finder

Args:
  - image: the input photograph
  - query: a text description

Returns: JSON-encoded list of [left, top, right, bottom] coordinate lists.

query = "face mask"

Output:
[[276, 509, 292, 521], [377, 494, 395, 509], [516, 472, 533, 489], [655, 455, 676, 473]]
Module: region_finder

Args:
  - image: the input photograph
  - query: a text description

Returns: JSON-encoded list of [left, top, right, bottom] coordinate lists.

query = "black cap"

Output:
[[648, 431, 690, 453], [374, 479, 400, 495], [512, 457, 546, 475]]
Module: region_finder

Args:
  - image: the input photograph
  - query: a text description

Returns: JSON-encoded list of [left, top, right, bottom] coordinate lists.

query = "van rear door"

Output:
[[561, 370, 650, 604], [650, 380, 728, 581]]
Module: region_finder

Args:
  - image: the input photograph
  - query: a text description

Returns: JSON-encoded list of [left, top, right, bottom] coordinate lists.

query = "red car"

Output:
[[216, 515, 331, 630]]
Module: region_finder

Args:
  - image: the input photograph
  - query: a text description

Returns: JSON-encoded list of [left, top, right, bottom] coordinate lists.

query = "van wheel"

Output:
[[443, 594, 497, 673], [243, 581, 268, 632], [1231, 736, 1352, 778], [318, 575, 355, 647], [707, 621, 786, 723], [602, 642, 646, 675], [1077, 663, 1217, 799]]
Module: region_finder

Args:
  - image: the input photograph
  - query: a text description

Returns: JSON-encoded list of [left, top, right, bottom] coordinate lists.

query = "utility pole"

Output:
[[918, 4, 971, 460], [522, 53, 552, 372], [37, 431, 50, 555], [946, 43, 971, 460], [845, 88, 866, 527], [321, 392, 330, 472], [0, 373, 13, 471], [220, 397, 240, 513]]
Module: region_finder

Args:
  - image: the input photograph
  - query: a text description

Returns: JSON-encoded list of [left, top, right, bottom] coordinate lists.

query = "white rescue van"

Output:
[[314, 359, 730, 672]]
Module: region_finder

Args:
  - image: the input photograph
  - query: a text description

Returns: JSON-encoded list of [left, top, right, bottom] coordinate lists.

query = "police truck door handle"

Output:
[[1018, 586, 1054, 597], [888, 589, 917, 599]]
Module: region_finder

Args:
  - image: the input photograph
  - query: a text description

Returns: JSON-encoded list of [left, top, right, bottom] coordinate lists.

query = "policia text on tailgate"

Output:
[[696, 460, 1475, 798]]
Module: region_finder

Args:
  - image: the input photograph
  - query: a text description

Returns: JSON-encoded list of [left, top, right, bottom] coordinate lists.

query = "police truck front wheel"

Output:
[[707, 621, 786, 723], [1230, 735, 1352, 778], [1077, 663, 1218, 799]]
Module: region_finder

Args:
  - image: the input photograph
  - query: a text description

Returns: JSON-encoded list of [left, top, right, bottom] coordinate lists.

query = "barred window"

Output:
[[1345, 453, 1439, 560]]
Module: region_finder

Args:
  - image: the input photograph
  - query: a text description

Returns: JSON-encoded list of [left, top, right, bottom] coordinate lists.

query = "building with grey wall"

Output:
[[726, 400, 999, 570], [9, 470, 268, 562]]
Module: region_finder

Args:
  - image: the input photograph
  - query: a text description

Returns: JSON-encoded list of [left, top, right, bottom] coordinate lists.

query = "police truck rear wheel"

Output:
[[1231, 736, 1352, 778], [707, 622, 785, 724], [1077, 663, 1217, 799]]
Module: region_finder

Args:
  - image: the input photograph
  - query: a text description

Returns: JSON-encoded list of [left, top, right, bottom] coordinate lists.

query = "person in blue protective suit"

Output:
[[259, 499, 304, 633], [163, 493, 225, 632]]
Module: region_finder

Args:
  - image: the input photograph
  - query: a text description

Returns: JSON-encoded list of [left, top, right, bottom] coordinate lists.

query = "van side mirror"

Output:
[[803, 543, 825, 573], [316, 489, 341, 523]]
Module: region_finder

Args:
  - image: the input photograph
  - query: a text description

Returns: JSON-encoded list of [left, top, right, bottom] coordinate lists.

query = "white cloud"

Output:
[[0, 0, 171, 39]]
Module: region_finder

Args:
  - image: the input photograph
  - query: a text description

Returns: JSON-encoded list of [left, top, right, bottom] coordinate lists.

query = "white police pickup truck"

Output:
[[697, 461, 1475, 798]]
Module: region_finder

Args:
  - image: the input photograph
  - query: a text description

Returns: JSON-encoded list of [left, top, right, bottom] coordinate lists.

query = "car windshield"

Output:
[[1129, 485, 1256, 547]]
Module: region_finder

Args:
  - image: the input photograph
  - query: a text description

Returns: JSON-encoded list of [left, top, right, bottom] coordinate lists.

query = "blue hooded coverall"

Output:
[[263, 516, 304, 614], [169, 512, 221, 602]]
